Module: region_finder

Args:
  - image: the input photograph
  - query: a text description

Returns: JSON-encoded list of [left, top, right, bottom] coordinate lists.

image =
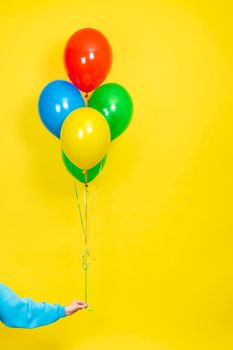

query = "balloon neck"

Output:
[[85, 93, 89, 106], [82, 169, 89, 186]]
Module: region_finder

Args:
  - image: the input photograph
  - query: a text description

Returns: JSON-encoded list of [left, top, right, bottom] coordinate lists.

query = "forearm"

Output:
[[0, 283, 66, 329]]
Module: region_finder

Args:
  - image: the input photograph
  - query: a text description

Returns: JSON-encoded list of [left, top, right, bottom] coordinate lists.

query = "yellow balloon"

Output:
[[61, 107, 111, 170]]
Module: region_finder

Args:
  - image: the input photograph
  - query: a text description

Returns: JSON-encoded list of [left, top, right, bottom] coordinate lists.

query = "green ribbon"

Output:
[[72, 161, 104, 312]]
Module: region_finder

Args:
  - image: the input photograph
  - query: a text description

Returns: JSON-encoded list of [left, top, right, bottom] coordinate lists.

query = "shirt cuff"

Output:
[[58, 305, 66, 318]]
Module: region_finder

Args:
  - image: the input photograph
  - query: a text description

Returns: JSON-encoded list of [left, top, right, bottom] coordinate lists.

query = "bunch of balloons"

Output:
[[38, 28, 133, 181], [38, 28, 133, 307]]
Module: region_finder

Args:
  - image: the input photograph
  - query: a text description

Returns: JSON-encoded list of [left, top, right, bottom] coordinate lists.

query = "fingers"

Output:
[[72, 300, 88, 309], [73, 300, 88, 306]]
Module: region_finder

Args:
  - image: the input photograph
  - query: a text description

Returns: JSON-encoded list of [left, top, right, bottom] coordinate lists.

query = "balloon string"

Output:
[[85, 93, 89, 106], [72, 171, 89, 306], [72, 177, 89, 308], [84, 171, 88, 246], [89, 159, 104, 231], [83, 171, 92, 310], [84, 268, 88, 303], [72, 168, 93, 311], [83, 163, 103, 312], [73, 179, 85, 237]]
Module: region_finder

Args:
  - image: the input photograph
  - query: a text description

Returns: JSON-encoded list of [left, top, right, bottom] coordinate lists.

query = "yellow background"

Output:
[[0, 0, 233, 349]]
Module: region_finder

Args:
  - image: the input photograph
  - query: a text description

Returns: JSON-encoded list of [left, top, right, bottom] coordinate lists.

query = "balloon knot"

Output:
[[82, 256, 90, 270]]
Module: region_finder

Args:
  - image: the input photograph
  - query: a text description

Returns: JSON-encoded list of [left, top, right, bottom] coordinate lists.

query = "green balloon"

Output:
[[88, 83, 133, 140], [62, 151, 107, 183]]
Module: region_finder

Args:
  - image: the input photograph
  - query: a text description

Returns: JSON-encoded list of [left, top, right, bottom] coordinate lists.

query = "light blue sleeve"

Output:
[[0, 283, 66, 329]]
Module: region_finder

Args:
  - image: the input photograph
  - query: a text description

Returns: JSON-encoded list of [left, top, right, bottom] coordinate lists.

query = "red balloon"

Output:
[[64, 28, 113, 93]]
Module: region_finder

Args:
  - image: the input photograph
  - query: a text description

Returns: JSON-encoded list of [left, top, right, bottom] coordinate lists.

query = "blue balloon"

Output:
[[38, 80, 85, 138]]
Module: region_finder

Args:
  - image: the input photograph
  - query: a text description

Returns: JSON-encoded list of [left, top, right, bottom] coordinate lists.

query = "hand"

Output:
[[65, 300, 88, 316]]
